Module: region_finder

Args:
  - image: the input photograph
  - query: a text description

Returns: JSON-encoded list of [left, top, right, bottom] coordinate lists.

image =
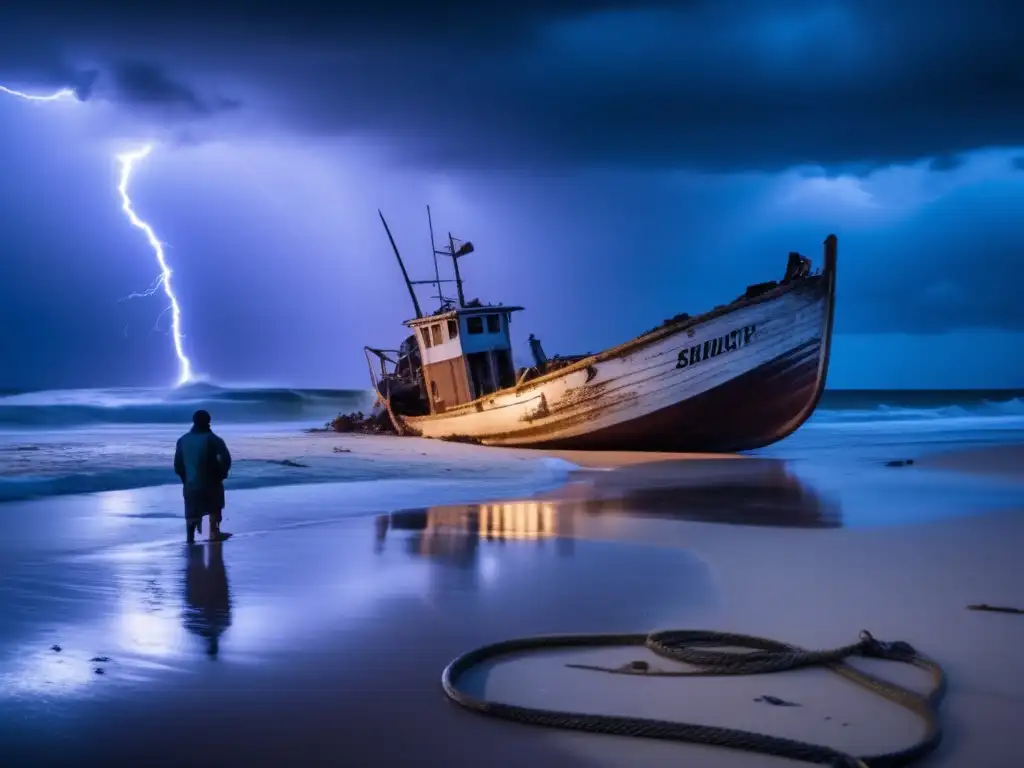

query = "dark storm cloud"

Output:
[[927, 155, 965, 173], [1, 1, 1023, 172], [109, 61, 237, 116]]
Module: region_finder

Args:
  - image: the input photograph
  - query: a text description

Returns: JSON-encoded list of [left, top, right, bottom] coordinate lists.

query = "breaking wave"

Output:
[[813, 390, 1024, 429], [0, 384, 373, 429]]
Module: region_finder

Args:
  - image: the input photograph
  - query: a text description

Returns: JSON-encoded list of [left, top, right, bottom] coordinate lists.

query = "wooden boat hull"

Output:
[[400, 237, 837, 453]]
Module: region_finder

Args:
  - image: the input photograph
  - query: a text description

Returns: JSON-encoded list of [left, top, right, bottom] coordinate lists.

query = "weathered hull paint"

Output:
[[402, 237, 837, 452]]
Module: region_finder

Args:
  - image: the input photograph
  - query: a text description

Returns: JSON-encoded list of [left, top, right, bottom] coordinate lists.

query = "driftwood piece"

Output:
[[967, 604, 1024, 615]]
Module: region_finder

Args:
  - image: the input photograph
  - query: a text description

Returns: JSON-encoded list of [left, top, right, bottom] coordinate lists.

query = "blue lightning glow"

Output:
[[117, 145, 194, 385], [1, 82, 195, 386], [0, 84, 74, 101]]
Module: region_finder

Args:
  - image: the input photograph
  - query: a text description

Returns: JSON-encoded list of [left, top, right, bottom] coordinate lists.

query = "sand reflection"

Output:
[[376, 500, 576, 564]]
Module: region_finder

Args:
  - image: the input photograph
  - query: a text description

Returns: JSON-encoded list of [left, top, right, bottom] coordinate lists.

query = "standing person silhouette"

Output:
[[174, 409, 232, 543]]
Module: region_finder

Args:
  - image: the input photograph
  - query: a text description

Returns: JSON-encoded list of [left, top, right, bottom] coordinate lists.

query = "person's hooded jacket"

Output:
[[174, 423, 232, 511]]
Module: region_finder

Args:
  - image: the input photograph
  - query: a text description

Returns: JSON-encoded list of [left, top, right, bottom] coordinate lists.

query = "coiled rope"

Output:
[[441, 629, 945, 767]]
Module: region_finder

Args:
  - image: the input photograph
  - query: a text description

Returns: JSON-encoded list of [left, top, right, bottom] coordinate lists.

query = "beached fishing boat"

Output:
[[363, 209, 837, 452]]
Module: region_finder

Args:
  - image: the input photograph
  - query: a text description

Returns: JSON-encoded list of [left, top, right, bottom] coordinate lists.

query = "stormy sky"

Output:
[[1, 1, 1022, 390]]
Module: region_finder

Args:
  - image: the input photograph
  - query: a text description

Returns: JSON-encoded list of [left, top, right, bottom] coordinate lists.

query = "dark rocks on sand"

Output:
[[754, 695, 801, 707]]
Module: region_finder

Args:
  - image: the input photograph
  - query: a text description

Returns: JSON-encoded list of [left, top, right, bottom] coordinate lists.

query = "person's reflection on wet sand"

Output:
[[182, 543, 232, 659]]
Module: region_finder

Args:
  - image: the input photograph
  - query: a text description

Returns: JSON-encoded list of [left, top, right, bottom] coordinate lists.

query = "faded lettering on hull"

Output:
[[676, 324, 757, 369]]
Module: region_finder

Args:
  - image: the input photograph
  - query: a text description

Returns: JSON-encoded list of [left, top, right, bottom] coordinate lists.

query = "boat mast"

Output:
[[448, 232, 467, 308], [427, 205, 445, 311], [378, 209, 423, 320]]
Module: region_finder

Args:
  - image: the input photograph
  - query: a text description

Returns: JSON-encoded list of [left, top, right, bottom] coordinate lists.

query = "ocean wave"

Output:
[[7, 385, 1021, 430], [0, 384, 373, 429], [813, 393, 1024, 426], [0, 467, 181, 502]]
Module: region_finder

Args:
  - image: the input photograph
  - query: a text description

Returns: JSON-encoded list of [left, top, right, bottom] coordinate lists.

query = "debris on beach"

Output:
[[90, 656, 111, 663], [267, 458, 309, 468], [967, 603, 1024, 615], [324, 410, 397, 435], [50, 644, 62, 653], [332, 446, 351, 453], [884, 459, 914, 467], [438, 433, 483, 445], [754, 695, 801, 707]]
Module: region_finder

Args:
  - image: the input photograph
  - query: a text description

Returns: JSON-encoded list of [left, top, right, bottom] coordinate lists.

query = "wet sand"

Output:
[[915, 443, 1024, 481], [1, 445, 1023, 766]]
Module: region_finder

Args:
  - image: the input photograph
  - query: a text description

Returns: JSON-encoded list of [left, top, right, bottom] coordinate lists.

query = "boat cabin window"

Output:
[[421, 327, 433, 348], [430, 324, 443, 346], [486, 314, 500, 333], [447, 319, 459, 340], [467, 316, 484, 335]]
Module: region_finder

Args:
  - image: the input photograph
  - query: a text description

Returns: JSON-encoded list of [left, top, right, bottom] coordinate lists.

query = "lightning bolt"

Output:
[[2, 82, 196, 386], [117, 145, 193, 385], [0, 84, 74, 101]]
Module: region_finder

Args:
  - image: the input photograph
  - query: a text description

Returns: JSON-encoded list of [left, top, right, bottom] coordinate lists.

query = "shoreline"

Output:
[[0, 429, 578, 504], [3, 419, 1020, 505]]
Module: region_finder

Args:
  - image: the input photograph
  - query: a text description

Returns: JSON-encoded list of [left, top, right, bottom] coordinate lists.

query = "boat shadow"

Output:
[[547, 457, 841, 528]]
